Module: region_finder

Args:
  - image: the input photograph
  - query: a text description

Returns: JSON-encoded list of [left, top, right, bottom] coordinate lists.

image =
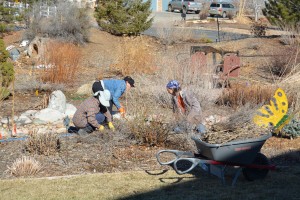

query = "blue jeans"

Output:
[[96, 112, 106, 125]]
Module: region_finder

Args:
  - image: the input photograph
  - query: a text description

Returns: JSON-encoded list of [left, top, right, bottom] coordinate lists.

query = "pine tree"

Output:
[[95, 0, 153, 36], [262, 0, 300, 28]]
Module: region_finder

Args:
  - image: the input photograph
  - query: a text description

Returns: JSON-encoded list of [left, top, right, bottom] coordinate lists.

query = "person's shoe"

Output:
[[68, 126, 79, 134], [78, 129, 88, 136]]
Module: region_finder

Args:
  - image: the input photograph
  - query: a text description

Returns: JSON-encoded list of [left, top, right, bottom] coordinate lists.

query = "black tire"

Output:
[[168, 5, 173, 12], [242, 153, 270, 181], [195, 10, 200, 14], [209, 14, 214, 17], [222, 12, 227, 18]]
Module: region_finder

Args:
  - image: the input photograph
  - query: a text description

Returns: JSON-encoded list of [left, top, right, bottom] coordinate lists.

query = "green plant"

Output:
[[0, 87, 10, 101], [0, 4, 16, 24], [95, 0, 153, 36], [281, 119, 300, 138], [198, 37, 213, 43], [263, 0, 300, 29], [0, 39, 14, 99], [0, 62, 14, 87]]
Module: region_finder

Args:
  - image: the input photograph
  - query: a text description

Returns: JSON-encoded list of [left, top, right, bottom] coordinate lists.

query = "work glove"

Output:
[[98, 125, 105, 131], [119, 107, 126, 117], [108, 122, 115, 131]]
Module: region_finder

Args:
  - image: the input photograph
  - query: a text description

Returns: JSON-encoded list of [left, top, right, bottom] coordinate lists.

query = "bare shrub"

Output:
[[217, 103, 261, 130], [156, 24, 195, 45], [216, 83, 277, 108], [127, 118, 171, 147], [40, 41, 81, 85], [265, 45, 300, 78], [110, 36, 157, 76], [279, 24, 300, 45], [250, 21, 267, 37], [25, 1, 91, 44], [199, 3, 210, 20], [6, 156, 42, 177], [25, 129, 60, 156], [227, 12, 234, 20], [14, 74, 64, 92]]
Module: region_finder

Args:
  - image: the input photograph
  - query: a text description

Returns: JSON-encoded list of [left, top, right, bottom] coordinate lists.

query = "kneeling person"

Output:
[[72, 90, 114, 135]]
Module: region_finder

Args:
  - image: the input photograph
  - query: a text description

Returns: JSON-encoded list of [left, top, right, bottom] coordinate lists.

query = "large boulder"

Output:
[[48, 90, 66, 113], [34, 108, 65, 123], [65, 103, 77, 117]]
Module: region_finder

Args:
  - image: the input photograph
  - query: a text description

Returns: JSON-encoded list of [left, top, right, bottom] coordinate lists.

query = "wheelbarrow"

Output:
[[156, 133, 276, 186]]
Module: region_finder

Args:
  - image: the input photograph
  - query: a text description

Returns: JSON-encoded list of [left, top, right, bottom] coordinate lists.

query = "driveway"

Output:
[[143, 11, 251, 42]]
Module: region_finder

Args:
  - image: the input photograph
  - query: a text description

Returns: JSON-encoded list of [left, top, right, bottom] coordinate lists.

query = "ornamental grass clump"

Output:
[[6, 156, 42, 177]]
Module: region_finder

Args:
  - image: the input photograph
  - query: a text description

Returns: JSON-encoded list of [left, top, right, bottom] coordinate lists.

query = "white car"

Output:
[[209, 2, 238, 18]]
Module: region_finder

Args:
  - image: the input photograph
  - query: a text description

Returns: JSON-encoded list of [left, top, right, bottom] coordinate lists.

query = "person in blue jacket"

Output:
[[92, 76, 135, 117]]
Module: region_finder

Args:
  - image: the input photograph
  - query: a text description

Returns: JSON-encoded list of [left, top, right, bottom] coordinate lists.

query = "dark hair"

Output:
[[123, 76, 135, 87]]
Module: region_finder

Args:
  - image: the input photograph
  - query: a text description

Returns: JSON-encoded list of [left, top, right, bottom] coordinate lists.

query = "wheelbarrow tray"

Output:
[[191, 133, 272, 165]]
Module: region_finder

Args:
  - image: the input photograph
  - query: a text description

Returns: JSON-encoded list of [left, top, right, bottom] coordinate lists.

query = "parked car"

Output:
[[209, 2, 238, 18], [168, 0, 202, 14]]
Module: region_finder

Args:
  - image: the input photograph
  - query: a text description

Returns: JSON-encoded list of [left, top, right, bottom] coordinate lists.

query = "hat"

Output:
[[94, 90, 111, 107], [166, 80, 180, 89], [92, 81, 104, 94], [124, 76, 135, 87]]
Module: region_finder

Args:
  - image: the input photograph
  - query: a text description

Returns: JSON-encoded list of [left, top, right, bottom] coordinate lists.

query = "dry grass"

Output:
[[6, 156, 42, 177], [40, 41, 81, 85], [216, 83, 277, 108], [1, 167, 300, 199], [235, 15, 252, 24], [278, 46, 299, 77], [156, 24, 196, 45], [127, 118, 171, 147], [25, 129, 60, 156], [110, 36, 157, 76]]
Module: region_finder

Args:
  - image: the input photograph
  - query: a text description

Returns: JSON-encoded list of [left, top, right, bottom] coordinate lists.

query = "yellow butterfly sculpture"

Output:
[[253, 88, 298, 133]]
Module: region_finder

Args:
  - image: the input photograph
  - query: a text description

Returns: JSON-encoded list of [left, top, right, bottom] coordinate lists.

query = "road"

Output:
[[143, 11, 251, 42]]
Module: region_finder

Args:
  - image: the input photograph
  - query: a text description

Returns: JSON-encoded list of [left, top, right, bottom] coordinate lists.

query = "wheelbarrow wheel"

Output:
[[242, 153, 270, 181]]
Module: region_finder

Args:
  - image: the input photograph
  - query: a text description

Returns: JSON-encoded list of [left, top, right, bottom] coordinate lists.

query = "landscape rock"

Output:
[[56, 127, 67, 134], [32, 118, 48, 125], [48, 90, 66, 113], [1, 116, 19, 124], [65, 103, 77, 117], [35, 108, 65, 123], [37, 127, 49, 134], [20, 110, 38, 118], [16, 115, 32, 125]]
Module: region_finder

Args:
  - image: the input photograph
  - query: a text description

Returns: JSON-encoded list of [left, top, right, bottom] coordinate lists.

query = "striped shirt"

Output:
[[73, 97, 112, 128]]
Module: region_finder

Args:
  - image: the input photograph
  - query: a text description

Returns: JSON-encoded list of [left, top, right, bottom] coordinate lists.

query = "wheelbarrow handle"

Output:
[[156, 150, 194, 166], [173, 158, 211, 175], [173, 158, 204, 175]]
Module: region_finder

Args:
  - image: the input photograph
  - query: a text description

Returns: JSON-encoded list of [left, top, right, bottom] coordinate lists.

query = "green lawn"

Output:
[[1, 166, 299, 200]]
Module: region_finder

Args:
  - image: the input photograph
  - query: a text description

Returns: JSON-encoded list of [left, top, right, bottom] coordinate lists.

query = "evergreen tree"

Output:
[[262, 0, 300, 28], [0, 39, 14, 88], [95, 0, 153, 36], [0, 39, 14, 99]]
